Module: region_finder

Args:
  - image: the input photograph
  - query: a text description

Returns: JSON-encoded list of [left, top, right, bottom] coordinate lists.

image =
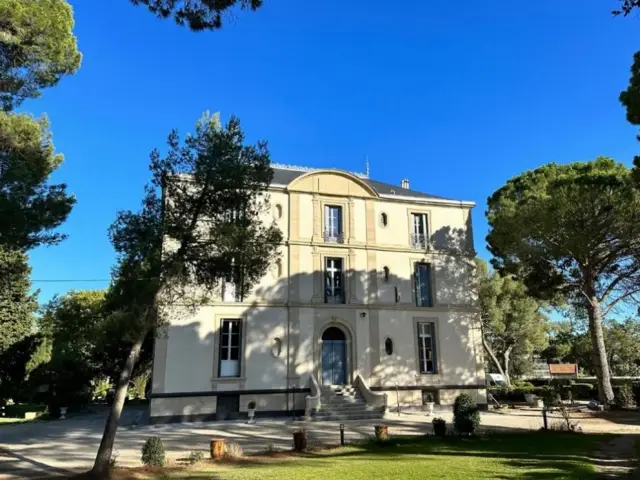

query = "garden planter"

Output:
[[374, 424, 389, 441], [247, 408, 256, 424], [433, 421, 447, 437], [293, 429, 307, 452], [210, 439, 225, 459], [59, 407, 68, 420]]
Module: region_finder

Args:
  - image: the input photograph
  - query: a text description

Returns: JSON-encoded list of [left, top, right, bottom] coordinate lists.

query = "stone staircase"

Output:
[[313, 385, 385, 421]]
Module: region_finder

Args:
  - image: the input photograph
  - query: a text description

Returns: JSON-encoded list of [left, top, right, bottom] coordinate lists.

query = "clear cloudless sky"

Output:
[[25, 0, 640, 303]]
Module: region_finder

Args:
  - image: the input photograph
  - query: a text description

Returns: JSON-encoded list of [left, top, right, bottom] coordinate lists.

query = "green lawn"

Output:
[[122, 432, 611, 480]]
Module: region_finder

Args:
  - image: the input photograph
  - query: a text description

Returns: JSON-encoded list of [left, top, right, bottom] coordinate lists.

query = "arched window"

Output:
[[275, 204, 283, 219], [380, 212, 388, 227], [383, 266, 390, 282], [385, 338, 393, 356], [276, 259, 283, 277], [272, 338, 282, 357]]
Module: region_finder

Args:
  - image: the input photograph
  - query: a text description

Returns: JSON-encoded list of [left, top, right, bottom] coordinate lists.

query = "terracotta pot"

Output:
[[374, 424, 389, 441], [293, 430, 307, 452], [210, 439, 225, 459]]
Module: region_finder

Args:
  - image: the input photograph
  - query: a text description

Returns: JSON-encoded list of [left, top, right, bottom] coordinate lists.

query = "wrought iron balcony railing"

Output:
[[323, 230, 344, 243], [411, 233, 428, 249]]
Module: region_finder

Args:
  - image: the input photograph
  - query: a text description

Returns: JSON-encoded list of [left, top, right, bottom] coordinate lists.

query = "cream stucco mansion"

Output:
[[149, 165, 487, 423]]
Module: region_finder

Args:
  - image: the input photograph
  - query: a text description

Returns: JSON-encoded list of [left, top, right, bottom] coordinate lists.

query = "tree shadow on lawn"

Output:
[[110, 432, 615, 480], [307, 432, 613, 479]]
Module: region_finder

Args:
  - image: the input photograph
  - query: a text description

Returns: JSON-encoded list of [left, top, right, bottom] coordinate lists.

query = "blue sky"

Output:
[[26, 0, 640, 302]]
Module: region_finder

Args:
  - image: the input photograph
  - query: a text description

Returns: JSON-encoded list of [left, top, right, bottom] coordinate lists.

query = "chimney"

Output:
[[401, 179, 410, 189]]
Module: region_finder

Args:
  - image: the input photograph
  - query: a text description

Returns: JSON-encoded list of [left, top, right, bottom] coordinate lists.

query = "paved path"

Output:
[[1, 406, 639, 479]]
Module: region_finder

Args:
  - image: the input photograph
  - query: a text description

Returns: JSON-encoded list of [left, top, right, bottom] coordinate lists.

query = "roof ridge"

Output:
[[272, 163, 368, 179]]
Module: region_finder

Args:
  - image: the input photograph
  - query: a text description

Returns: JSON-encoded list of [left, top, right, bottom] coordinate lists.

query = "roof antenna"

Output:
[[365, 155, 370, 178]]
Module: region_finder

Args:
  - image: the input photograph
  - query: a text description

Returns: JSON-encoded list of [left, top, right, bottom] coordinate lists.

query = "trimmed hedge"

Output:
[[487, 382, 596, 402]]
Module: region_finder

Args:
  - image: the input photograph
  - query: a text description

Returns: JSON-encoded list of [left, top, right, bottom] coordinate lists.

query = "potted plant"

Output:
[[423, 392, 435, 415], [432, 417, 447, 437], [247, 401, 257, 424], [293, 429, 307, 452], [374, 424, 389, 441]]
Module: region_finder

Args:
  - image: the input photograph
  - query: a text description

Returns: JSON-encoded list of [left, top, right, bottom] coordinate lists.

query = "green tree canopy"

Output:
[[0, 112, 75, 250], [0, 248, 36, 355], [92, 112, 282, 476], [130, 0, 262, 31], [486, 157, 640, 403], [613, 0, 640, 16], [476, 258, 549, 385], [0, 0, 81, 111], [620, 51, 640, 183]]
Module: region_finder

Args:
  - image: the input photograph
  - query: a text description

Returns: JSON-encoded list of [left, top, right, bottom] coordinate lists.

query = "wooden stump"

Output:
[[374, 424, 389, 441], [210, 439, 225, 459], [293, 430, 307, 452]]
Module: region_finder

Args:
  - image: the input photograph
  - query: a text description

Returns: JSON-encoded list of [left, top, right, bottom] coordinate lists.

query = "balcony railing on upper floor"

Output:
[[323, 230, 344, 244], [410, 233, 428, 249]]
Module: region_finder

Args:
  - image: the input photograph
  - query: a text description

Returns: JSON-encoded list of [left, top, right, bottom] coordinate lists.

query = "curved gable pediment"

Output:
[[286, 170, 378, 198]]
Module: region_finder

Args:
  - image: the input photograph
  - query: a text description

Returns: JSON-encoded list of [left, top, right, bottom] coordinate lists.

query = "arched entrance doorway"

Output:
[[321, 327, 347, 386]]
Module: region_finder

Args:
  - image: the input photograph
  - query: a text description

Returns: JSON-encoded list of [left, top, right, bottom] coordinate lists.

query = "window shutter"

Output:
[[414, 262, 421, 306], [430, 322, 437, 373]]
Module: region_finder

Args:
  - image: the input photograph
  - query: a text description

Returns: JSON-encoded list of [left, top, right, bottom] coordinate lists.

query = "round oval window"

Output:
[[385, 338, 393, 356], [272, 337, 282, 357]]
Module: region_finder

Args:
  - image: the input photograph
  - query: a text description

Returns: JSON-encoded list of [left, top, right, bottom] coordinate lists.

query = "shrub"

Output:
[[293, 429, 307, 452], [432, 417, 447, 437], [570, 383, 595, 401], [90, 376, 112, 402], [513, 380, 535, 389], [188, 450, 204, 465], [540, 386, 560, 408], [615, 384, 636, 409], [141, 436, 165, 466], [223, 441, 244, 458], [633, 382, 640, 407], [453, 394, 480, 435], [128, 372, 150, 401]]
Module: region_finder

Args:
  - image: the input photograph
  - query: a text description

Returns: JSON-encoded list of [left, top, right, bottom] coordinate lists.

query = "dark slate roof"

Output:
[[271, 166, 455, 202]]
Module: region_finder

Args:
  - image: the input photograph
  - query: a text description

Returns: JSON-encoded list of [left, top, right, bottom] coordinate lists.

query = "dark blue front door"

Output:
[[321, 327, 347, 385]]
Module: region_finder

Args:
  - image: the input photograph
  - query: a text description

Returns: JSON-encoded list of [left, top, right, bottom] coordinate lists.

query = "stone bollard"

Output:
[[210, 439, 226, 459]]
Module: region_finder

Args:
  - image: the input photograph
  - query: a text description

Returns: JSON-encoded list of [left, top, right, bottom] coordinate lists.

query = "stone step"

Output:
[[321, 407, 380, 415], [313, 413, 384, 421]]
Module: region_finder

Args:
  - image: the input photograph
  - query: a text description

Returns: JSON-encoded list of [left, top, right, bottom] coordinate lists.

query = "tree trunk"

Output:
[[481, 330, 511, 387], [586, 295, 615, 404], [502, 346, 513, 387], [91, 326, 148, 478]]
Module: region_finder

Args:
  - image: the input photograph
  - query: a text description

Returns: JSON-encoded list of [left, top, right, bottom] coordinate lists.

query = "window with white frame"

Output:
[[411, 213, 428, 249], [219, 319, 242, 377], [414, 262, 433, 307], [324, 257, 344, 304], [417, 322, 437, 374], [324, 205, 343, 243]]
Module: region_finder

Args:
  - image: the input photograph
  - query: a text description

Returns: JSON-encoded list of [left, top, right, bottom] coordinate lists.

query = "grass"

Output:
[[112, 431, 612, 480]]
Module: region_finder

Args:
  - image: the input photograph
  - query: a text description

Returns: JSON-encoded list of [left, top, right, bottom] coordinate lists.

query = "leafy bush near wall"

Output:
[[633, 382, 640, 406], [453, 394, 480, 435], [141, 437, 165, 466], [614, 384, 636, 408]]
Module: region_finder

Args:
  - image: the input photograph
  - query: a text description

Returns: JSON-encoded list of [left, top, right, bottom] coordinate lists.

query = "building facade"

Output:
[[149, 165, 487, 423]]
